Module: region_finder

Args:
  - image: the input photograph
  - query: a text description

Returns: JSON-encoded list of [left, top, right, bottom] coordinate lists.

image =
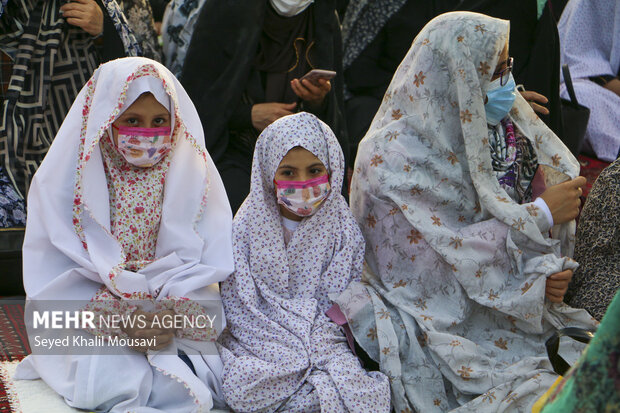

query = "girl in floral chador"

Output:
[[217, 112, 390, 412]]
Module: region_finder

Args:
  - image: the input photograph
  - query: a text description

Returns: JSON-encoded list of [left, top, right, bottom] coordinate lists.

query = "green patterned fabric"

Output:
[[541, 289, 620, 412]]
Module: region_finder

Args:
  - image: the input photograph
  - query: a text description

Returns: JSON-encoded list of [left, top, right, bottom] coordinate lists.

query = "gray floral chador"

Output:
[[334, 12, 596, 413]]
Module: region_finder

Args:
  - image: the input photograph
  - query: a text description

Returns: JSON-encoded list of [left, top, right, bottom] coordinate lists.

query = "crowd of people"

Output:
[[1, 0, 618, 412]]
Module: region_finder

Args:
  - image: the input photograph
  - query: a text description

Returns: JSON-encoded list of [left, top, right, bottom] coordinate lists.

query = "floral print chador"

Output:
[[334, 12, 597, 413], [217, 112, 390, 413]]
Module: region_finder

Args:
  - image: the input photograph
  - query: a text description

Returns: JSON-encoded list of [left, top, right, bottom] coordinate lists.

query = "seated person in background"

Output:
[[565, 158, 620, 320], [343, 0, 562, 161], [181, 0, 347, 212], [558, 0, 620, 162], [334, 12, 596, 412], [15, 57, 234, 412], [217, 112, 390, 412]]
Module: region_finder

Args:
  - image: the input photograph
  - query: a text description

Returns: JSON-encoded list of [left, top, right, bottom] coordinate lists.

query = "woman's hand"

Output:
[[545, 269, 573, 303], [539, 176, 586, 225], [603, 78, 620, 98], [122, 308, 176, 353], [251, 102, 297, 132], [60, 0, 104, 37], [291, 78, 331, 108], [519, 90, 549, 115]]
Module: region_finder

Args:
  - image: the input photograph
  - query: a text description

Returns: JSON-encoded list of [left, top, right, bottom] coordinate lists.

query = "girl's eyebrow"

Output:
[[118, 112, 170, 118], [277, 164, 297, 170], [308, 162, 324, 168]]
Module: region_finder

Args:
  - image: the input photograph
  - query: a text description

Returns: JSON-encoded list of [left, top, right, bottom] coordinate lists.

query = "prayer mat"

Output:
[[578, 154, 611, 199]]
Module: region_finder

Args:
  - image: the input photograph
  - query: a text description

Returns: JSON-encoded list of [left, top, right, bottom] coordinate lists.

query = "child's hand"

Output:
[[122, 309, 176, 353], [545, 269, 573, 303], [60, 0, 104, 37]]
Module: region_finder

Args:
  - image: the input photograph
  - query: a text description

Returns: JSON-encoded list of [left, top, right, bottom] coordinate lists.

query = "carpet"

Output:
[[578, 154, 611, 199], [0, 302, 230, 412], [0, 360, 79, 413]]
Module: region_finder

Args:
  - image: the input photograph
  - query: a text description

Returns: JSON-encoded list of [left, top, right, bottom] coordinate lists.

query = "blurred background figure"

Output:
[[161, 0, 207, 77], [558, 0, 620, 162], [181, 0, 347, 212]]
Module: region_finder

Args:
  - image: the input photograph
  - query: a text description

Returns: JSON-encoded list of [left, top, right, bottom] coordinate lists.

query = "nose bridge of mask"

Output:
[[274, 174, 330, 189]]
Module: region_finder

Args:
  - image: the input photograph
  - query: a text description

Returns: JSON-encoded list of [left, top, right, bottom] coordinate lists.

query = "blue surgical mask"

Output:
[[484, 73, 516, 126]]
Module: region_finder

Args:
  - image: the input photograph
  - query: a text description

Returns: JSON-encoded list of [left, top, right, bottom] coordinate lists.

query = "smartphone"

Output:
[[300, 69, 337, 85]]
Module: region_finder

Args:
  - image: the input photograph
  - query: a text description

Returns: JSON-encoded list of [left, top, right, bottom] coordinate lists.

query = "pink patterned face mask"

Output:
[[112, 125, 172, 168], [274, 174, 331, 217]]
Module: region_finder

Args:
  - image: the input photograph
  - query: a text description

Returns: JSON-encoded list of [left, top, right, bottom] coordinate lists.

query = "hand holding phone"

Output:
[[299, 69, 337, 86]]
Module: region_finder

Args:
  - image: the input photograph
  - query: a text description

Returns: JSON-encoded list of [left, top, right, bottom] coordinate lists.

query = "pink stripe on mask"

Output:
[[274, 174, 329, 189], [113, 125, 171, 137]]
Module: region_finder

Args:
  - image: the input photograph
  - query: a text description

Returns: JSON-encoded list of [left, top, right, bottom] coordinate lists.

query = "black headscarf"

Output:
[[255, 4, 315, 103], [181, 0, 347, 166]]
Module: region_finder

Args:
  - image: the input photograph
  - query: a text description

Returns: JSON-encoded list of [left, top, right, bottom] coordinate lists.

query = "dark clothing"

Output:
[[181, 0, 347, 212], [149, 0, 169, 21], [566, 159, 620, 321], [344, 0, 565, 159], [96, 0, 128, 62], [344, 0, 451, 154]]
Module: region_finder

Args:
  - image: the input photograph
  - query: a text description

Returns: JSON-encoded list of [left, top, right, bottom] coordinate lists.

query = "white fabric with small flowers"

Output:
[[217, 112, 391, 412], [334, 12, 596, 413]]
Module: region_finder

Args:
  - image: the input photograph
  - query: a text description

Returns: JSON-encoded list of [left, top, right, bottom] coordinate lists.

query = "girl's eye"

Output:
[[281, 170, 294, 177], [153, 117, 166, 126], [126, 118, 138, 125], [310, 168, 324, 174]]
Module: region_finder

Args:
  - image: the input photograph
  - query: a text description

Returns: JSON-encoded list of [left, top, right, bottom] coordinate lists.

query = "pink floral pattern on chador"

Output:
[[100, 126, 170, 271], [217, 112, 390, 412]]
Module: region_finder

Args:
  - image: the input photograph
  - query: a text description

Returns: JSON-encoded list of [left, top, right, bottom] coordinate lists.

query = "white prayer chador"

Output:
[[217, 112, 390, 412], [334, 12, 596, 413], [558, 0, 620, 161], [15, 57, 234, 413]]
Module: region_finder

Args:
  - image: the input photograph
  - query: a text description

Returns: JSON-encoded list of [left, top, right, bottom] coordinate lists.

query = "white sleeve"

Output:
[[533, 197, 554, 228]]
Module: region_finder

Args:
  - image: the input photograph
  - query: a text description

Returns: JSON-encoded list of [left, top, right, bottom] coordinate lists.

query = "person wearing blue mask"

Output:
[[333, 12, 596, 412]]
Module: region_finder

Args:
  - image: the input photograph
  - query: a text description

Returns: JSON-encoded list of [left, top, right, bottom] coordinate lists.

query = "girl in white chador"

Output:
[[333, 12, 597, 413], [15, 57, 234, 412]]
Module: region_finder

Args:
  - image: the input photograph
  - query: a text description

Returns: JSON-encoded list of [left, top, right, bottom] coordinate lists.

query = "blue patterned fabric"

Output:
[[0, 166, 26, 227]]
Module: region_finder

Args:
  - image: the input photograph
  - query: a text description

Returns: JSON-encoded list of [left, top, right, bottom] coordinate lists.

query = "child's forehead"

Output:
[[279, 146, 324, 166]]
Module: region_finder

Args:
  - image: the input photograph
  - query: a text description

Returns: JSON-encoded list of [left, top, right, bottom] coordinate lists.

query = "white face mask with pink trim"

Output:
[[274, 174, 331, 217], [113, 125, 172, 168]]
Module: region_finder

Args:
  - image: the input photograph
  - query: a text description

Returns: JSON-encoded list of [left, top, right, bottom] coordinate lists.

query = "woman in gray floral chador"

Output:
[[334, 12, 596, 413]]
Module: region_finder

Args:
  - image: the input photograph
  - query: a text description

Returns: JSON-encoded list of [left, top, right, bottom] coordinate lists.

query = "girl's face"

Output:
[[111, 92, 171, 149], [274, 146, 328, 221]]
